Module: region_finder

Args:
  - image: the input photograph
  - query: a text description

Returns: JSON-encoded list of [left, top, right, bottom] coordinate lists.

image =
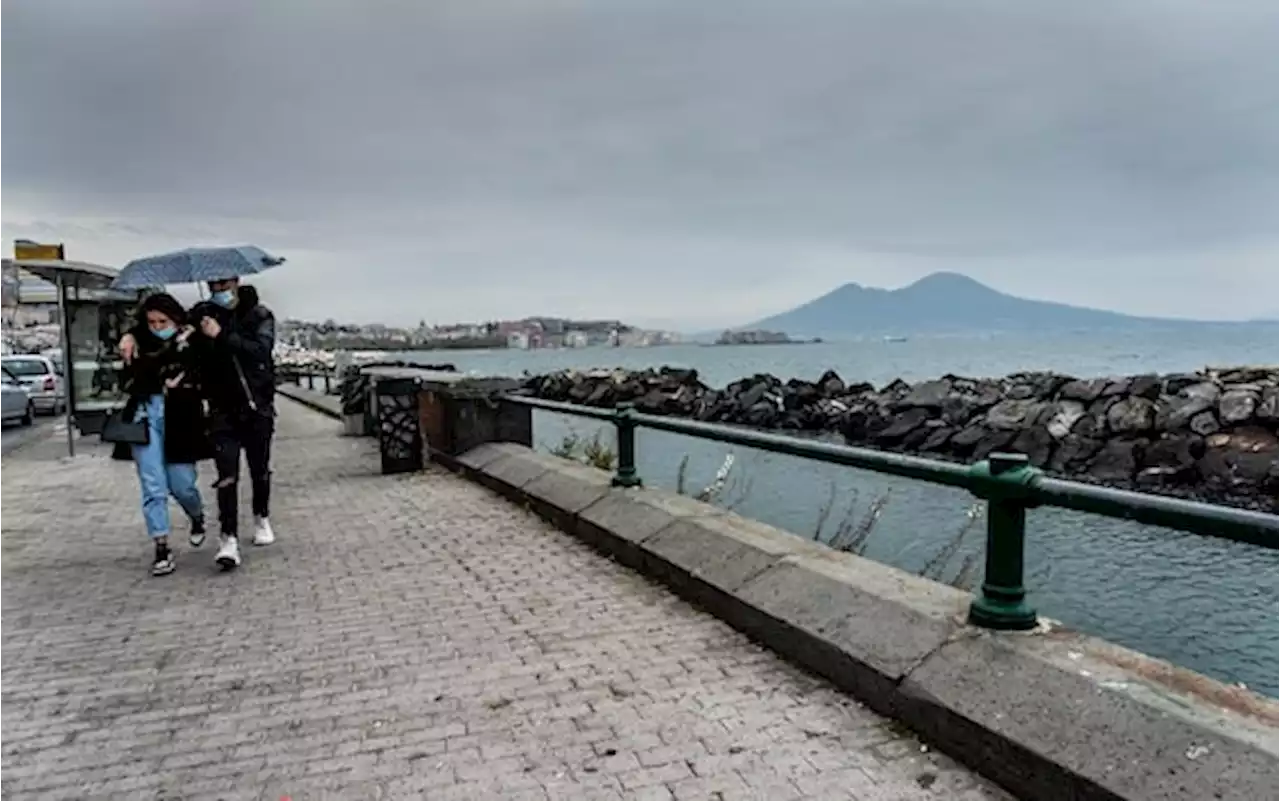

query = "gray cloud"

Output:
[[3, 0, 1276, 327]]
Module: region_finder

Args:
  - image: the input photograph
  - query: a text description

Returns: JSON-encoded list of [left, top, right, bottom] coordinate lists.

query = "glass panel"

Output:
[[65, 301, 134, 411]]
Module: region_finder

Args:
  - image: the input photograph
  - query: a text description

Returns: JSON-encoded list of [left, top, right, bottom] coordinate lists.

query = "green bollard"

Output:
[[611, 404, 643, 488], [967, 452, 1039, 631]]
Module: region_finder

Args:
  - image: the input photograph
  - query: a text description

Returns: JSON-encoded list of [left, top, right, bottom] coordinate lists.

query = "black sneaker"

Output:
[[152, 543, 175, 577], [189, 516, 206, 548]]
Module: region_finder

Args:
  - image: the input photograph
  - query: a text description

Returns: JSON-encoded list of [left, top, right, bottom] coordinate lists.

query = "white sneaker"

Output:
[[215, 536, 242, 570], [252, 517, 275, 546]]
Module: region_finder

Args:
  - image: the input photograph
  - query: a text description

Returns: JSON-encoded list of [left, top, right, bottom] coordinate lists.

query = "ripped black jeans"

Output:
[[210, 410, 275, 537]]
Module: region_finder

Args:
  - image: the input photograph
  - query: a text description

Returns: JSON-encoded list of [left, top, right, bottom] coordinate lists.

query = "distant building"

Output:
[[716, 329, 792, 345], [507, 331, 531, 350]]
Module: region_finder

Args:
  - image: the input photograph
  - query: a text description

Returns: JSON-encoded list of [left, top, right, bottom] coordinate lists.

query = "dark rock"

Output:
[[875, 408, 932, 443], [949, 423, 990, 455], [939, 395, 977, 426], [1198, 427, 1278, 495], [1088, 438, 1146, 481], [1048, 435, 1104, 473], [973, 430, 1018, 460], [1059, 378, 1109, 402], [1106, 396, 1156, 434], [1073, 411, 1103, 440], [900, 379, 952, 408], [1218, 367, 1276, 384], [738, 381, 771, 409], [900, 425, 935, 451], [971, 383, 1006, 409], [986, 400, 1045, 431], [1219, 389, 1259, 426], [1046, 400, 1086, 440], [1009, 425, 1056, 468], [1162, 373, 1203, 394], [818, 370, 845, 396], [1100, 378, 1133, 398], [1156, 382, 1221, 430], [1007, 372, 1071, 401], [1188, 411, 1221, 436], [1259, 388, 1278, 427], [920, 426, 955, 452], [1128, 374, 1162, 400]]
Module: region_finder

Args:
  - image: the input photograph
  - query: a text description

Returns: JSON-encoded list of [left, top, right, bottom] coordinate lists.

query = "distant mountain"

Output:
[[743, 272, 1268, 338]]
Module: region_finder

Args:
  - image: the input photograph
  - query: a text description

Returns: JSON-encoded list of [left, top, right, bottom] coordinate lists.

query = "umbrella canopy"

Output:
[[111, 245, 284, 290]]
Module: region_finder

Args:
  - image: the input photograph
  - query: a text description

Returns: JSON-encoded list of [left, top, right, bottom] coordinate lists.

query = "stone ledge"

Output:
[[452, 442, 1279, 801], [277, 384, 342, 418]]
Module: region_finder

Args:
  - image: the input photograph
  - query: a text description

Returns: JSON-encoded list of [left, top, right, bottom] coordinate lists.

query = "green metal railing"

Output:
[[506, 395, 1279, 632]]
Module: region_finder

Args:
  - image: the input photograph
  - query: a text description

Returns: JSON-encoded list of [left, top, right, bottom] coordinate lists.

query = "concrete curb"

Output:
[[276, 384, 342, 419], [451, 442, 1279, 801]]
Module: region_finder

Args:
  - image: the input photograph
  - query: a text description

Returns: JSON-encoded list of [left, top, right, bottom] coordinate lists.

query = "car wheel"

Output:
[[20, 402, 34, 426]]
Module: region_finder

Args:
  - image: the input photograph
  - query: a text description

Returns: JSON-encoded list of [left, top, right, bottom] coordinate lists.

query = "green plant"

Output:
[[581, 434, 617, 471], [675, 455, 690, 495], [546, 428, 616, 471], [550, 433, 581, 460], [920, 503, 984, 586], [828, 490, 890, 555], [820, 490, 984, 590]]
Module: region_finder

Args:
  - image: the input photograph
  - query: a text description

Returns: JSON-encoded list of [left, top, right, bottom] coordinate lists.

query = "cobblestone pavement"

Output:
[[1, 400, 1014, 801]]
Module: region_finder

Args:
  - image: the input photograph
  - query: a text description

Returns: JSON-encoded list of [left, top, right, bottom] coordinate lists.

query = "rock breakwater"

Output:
[[520, 365, 1280, 512]]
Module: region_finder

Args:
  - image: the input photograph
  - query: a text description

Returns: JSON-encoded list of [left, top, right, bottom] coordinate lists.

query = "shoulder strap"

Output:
[[232, 355, 258, 412]]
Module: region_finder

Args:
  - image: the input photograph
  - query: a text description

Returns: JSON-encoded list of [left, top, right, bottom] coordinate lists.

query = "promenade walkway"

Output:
[[1, 400, 1011, 801]]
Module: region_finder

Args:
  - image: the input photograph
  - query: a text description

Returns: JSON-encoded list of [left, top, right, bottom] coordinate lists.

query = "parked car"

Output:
[[1, 367, 34, 427], [1, 355, 65, 415]]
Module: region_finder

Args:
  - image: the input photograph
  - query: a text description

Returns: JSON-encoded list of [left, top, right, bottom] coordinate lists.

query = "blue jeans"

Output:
[[131, 395, 203, 539]]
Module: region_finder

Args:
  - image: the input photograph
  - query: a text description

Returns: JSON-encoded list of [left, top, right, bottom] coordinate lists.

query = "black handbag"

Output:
[[101, 406, 149, 446]]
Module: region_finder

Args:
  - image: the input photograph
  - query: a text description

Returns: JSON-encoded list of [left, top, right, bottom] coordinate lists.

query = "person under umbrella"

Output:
[[118, 247, 284, 570]]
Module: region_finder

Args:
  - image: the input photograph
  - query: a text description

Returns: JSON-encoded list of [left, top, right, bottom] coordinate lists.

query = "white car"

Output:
[[1, 367, 34, 427], [1, 355, 65, 415]]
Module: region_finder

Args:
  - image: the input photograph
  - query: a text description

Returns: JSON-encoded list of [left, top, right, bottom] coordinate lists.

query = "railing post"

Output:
[[324, 374, 332, 394], [967, 452, 1039, 631], [307, 373, 315, 390], [611, 403, 643, 488]]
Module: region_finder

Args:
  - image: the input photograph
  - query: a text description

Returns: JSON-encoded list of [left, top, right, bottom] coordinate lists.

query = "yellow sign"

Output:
[[13, 240, 64, 261]]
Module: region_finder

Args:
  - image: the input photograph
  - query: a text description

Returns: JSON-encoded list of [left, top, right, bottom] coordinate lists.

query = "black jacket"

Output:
[[121, 328, 212, 464], [190, 286, 276, 418]]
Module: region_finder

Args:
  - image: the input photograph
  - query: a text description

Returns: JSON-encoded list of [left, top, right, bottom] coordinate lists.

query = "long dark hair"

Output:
[[136, 292, 188, 328]]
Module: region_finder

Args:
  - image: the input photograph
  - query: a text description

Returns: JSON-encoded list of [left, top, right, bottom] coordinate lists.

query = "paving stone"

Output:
[[1, 398, 1013, 800]]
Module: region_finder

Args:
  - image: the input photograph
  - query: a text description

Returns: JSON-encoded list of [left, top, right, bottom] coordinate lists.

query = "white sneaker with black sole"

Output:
[[252, 517, 275, 546], [215, 535, 242, 570]]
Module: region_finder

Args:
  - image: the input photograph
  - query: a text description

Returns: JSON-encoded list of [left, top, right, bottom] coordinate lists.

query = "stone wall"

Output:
[[520, 366, 1279, 512]]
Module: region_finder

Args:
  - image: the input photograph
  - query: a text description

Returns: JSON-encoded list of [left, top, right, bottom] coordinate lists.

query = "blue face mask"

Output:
[[153, 326, 177, 341], [210, 289, 236, 308]]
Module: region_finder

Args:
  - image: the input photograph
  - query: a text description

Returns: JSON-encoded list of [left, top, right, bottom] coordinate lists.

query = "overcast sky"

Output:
[[3, 0, 1276, 328]]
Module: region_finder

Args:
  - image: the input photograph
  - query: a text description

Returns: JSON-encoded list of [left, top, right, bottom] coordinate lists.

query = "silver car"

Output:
[[1, 367, 34, 427], [1, 355, 65, 415]]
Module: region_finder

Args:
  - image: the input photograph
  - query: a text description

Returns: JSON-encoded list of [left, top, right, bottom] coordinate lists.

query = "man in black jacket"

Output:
[[121, 278, 278, 571], [190, 279, 277, 569]]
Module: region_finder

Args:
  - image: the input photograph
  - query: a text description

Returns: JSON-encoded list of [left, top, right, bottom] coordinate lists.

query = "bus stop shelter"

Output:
[[9, 259, 144, 456]]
